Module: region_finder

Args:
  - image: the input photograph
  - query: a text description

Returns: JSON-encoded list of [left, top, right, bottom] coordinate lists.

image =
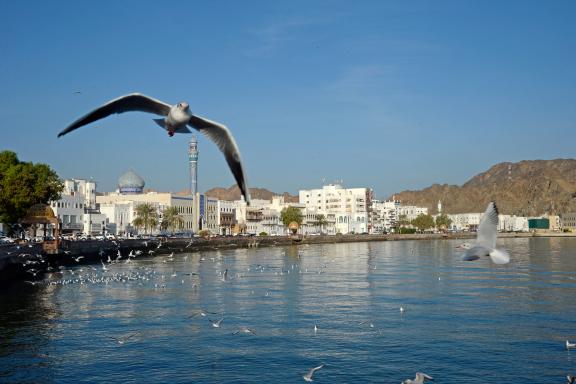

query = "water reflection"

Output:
[[1, 237, 575, 383]]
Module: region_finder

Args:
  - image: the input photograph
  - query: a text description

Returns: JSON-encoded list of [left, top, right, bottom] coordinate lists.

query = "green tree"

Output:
[[411, 214, 435, 232], [394, 214, 409, 233], [0, 151, 63, 227], [160, 206, 184, 234], [280, 206, 303, 227], [132, 203, 158, 235], [435, 214, 452, 231]]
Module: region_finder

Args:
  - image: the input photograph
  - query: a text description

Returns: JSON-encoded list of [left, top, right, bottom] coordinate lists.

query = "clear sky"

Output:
[[1, 1, 574, 199]]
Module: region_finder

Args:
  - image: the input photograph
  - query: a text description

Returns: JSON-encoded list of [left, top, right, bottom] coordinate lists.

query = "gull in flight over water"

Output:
[[57, 93, 251, 204], [303, 364, 324, 382], [462, 202, 510, 264], [402, 372, 434, 384], [567, 375, 575, 384]]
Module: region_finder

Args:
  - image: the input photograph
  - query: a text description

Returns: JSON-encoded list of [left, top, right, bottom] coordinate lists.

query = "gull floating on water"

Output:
[[57, 93, 251, 204], [210, 318, 224, 328], [232, 326, 256, 335], [462, 202, 510, 264], [454, 242, 472, 249], [303, 364, 324, 382], [402, 372, 434, 384], [567, 340, 576, 349]]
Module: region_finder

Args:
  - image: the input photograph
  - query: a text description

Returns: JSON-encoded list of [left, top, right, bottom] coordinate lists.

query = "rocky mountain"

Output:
[[204, 185, 299, 203], [389, 159, 576, 216]]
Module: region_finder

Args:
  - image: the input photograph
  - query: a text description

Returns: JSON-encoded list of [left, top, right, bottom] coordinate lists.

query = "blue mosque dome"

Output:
[[118, 170, 145, 194]]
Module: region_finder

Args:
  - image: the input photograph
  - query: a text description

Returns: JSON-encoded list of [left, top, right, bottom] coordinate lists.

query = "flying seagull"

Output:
[[57, 93, 251, 204], [402, 372, 434, 384], [462, 202, 510, 264], [302, 364, 324, 382]]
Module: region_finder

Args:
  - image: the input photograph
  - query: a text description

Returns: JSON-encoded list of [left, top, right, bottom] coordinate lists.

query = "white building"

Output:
[[397, 205, 429, 222], [299, 184, 372, 234], [50, 178, 100, 235], [371, 199, 400, 233], [447, 212, 483, 231], [498, 215, 529, 232], [447, 211, 529, 232]]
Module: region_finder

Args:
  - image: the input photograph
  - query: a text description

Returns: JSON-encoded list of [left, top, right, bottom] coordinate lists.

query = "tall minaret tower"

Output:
[[189, 135, 198, 197]]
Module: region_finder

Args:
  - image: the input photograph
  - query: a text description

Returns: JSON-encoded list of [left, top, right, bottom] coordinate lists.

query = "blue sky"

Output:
[[1, 1, 574, 199]]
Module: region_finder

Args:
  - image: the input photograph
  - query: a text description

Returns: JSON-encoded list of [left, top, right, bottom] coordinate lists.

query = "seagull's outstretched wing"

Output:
[[303, 364, 324, 381], [58, 93, 171, 137], [476, 202, 499, 249], [188, 115, 251, 205]]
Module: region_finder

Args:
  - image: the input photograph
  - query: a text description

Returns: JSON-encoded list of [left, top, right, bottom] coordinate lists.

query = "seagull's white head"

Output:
[[177, 102, 189, 111]]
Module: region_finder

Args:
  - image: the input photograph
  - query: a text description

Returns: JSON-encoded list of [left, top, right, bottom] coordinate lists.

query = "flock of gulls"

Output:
[[14, 239, 440, 382], [2, 94, 563, 381], [10, 226, 575, 382]]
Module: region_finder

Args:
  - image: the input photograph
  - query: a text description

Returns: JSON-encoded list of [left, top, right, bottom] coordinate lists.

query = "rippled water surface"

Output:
[[1, 237, 576, 383]]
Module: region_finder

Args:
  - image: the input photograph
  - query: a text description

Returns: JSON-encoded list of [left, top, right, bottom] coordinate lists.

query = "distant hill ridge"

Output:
[[204, 185, 299, 203], [389, 159, 576, 216]]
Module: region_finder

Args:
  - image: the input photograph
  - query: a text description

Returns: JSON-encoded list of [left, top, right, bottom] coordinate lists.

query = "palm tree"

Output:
[[314, 214, 328, 234], [133, 203, 158, 235], [161, 206, 184, 235]]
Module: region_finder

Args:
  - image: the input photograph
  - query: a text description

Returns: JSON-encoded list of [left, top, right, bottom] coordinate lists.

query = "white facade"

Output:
[[498, 215, 529, 232], [299, 184, 372, 234], [371, 200, 400, 233], [397, 205, 429, 222], [447, 211, 529, 232], [447, 213, 483, 231], [50, 178, 98, 235]]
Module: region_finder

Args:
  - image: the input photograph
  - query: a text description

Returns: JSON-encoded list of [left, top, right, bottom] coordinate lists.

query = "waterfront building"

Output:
[[217, 200, 236, 235], [96, 170, 194, 235], [561, 212, 576, 230], [50, 178, 104, 235], [371, 199, 400, 233], [397, 205, 429, 222], [498, 215, 529, 232], [446, 212, 483, 231], [299, 184, 372, 234]]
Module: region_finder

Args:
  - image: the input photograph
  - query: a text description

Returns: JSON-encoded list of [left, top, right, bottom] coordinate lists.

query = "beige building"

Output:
[[561, 213, 576, 230], [96, 170, 194, 235]]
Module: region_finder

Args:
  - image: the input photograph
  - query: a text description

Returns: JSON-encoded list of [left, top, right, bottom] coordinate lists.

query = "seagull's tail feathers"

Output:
[[153, 118, 166, 129], [489, 248, 510, 264]]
